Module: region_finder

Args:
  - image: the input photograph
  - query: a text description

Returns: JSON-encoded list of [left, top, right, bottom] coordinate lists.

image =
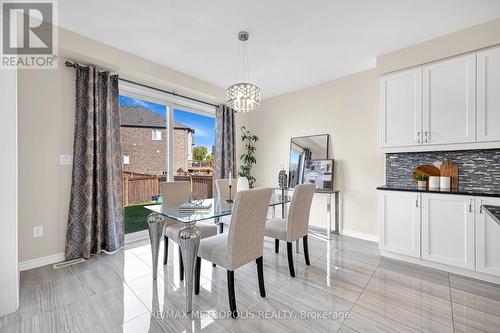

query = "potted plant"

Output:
[[415, 173, 428, 189], [238, 127, 259, 188]]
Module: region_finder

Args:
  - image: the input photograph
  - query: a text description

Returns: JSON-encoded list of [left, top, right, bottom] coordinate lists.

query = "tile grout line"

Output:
[[447, 272, 456, 332], [336, 252, 381, 333]]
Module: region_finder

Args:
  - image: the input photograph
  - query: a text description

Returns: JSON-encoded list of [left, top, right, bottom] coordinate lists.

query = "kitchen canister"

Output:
[[440, 176, 451, 190], [429, 176, 440, 189]]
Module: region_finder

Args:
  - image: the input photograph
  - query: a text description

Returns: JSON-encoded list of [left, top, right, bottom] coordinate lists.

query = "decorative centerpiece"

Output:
[[278, 161, 288, 198], [227, 171, 234, 203], [415, 173, 428, 189]]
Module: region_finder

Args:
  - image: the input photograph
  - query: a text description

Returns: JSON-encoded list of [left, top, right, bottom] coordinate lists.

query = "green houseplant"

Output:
[[415, 173, 428, 189], [238, 127, 259, 188]]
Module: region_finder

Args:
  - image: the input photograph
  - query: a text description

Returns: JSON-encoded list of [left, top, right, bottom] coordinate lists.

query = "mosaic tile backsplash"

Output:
[[386, 149, 500, 191]]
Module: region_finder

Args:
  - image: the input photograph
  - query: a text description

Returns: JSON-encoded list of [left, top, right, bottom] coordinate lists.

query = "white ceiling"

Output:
[[58, 0, 500, 98]]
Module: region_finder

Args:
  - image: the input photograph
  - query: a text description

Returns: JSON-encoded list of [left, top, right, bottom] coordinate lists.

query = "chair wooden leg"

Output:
[[287, 242, 295, 277], [256, 256, 266, 297], [195, 257, 201, 295], [163, 236, 168, 265], [275, 239, 279, 253], [303, 235, 310, 266], [179, 245, 184, 281], [227, 270, 238, 318]]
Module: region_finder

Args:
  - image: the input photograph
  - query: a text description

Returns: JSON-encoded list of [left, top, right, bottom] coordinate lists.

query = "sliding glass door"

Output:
[[172, 107, 215, 199], [119, 82, 215, 234]]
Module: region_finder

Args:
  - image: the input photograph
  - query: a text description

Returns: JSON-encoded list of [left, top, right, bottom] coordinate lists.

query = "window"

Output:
[[119, 81, 215, 235], [152, 129, 162, 141], [173, 108, 215, 178]]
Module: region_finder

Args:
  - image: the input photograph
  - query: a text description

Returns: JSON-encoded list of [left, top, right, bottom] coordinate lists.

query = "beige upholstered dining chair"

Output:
[[161, 181, 218, 280], [236, 176, 249, 191], [215, 178, 238, 231], [264, 183, 316, 277], [215, 178, 238, 201], [195, 187, 273, 318]]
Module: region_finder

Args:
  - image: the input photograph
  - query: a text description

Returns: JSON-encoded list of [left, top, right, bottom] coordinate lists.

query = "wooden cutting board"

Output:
[[412, 165, 441, 182], [440, 158, 459, 189]]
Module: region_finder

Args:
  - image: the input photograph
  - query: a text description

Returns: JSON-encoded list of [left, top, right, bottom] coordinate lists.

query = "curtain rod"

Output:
[[64, 60, 219, 108]]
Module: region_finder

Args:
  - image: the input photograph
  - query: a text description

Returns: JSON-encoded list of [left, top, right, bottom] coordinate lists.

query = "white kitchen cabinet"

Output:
[[421, 194, 475, 269], [380, 69, 422, 148], [476, 197, 500, 276], [422, 54, 476, 145], [477, 47, 500, 142], [379, 191, 421, 258]]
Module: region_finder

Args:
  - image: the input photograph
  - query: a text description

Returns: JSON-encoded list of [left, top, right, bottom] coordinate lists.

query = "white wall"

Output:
[[17, 27, 226, 264], [237, 69, 384, 238], [377, 17, 500, 74], [0, 69, 19, 316]]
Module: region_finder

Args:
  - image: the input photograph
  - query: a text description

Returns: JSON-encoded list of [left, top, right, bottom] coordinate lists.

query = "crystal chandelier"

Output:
[[226, 31, 261, 113]]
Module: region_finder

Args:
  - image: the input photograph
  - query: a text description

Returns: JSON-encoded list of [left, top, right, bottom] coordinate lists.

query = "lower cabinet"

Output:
[[379, 191, 421, 258], [421, 194, 475, 270], [476, 197, 500, 276], [379, 191, 489, 274]]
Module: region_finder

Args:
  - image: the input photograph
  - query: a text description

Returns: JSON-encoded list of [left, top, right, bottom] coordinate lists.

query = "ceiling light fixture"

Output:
[[226, 31, 261, 113]]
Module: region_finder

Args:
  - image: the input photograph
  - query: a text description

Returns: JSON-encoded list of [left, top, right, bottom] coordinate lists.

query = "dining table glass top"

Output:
[[146, 193, 291, 223]]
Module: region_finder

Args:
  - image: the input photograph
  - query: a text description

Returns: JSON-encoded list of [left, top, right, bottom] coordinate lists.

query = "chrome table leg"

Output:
[[334, 192, 340, 235], [178, 224, 201, 313], [147, 213, 166, 281]]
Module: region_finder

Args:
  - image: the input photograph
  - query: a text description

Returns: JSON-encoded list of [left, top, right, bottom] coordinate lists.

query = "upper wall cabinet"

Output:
[[478, 47, 500, 142], [380, 46, 500, 152], [380, 68, 422, 148], [422, 55, 476, 145]]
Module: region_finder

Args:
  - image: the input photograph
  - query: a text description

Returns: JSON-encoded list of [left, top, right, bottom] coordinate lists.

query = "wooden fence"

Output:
[[123, 171, 164, 206], [174, 175, 213, 200], [123, 171, 213, 206]]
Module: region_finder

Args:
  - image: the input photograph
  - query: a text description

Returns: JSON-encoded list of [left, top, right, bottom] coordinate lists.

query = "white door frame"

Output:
[[0, 69, 19, 316]]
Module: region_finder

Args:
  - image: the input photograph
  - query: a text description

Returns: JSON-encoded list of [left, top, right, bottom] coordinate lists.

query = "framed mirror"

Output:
[[288, 134, 329, 188]]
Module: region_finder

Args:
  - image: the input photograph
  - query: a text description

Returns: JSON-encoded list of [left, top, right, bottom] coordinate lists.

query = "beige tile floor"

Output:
[[2, 234, 500, 332]]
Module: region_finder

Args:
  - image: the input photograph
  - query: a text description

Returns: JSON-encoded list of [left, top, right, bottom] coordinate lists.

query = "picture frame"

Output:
[[302, 159, 334, 191]]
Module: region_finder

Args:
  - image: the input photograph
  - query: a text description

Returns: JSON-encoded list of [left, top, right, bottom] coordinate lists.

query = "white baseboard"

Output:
[[19, 231, 150, 272], [19, 253, 65, 272], [381, 250, 500, 285], [125, 230, 149, 244], [340, 229, 379, 243]]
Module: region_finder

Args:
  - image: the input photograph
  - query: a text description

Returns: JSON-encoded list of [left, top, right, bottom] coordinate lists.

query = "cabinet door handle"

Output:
[[469, 199, 473, 213], [424, 131, 429, 143], [416, 132, 420, 143], [480, 200, 483, 214], [416, 196, 419, 207]]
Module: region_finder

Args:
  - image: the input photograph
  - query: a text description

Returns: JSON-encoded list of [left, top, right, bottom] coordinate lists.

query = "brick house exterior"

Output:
[[120, 105, 194, 176]]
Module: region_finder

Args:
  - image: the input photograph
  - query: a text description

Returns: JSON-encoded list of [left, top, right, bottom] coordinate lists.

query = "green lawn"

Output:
[[124, 202, 157, 234]]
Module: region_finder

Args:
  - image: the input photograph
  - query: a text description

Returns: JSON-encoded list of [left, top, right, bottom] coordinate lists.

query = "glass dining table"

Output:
[[145, 193, 291, 313]]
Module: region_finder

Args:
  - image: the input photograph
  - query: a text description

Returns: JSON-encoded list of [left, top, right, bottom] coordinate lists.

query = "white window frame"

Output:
[[119, 81, 216, 181], [151, 129, 162, 141]]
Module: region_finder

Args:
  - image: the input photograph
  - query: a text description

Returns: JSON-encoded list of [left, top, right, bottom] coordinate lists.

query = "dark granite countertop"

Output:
[[484, 206, 500, 226], [377, 185, 500, 198]]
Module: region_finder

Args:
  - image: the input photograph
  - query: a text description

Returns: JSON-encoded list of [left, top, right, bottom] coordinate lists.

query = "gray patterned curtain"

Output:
[[65, 65, 124, 260], [215, 105, 236, 179]]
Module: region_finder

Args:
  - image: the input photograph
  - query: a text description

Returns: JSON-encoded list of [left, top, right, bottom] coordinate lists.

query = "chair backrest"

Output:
[[236, 176, 250, 192], [287, 184, 316, 241], [160, 181, 191, 209], [226, 187, 273, 270], [216, 178, 238, 201]]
